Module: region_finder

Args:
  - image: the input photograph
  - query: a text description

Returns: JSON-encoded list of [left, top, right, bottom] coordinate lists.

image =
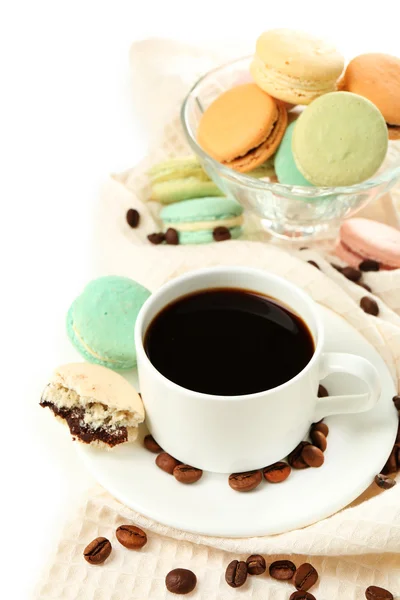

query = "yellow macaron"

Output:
[[251, 29, 344, 105], [197, 83, 288, 173]]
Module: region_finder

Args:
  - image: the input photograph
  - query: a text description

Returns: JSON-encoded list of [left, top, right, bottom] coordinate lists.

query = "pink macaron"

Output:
[[335, 218, 400, 270]]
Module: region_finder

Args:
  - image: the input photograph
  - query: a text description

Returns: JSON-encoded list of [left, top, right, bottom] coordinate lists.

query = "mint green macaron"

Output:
[[160, 196, 244, 244], [275, 122, 314, 187], [292, 91, 388, 187], [67, 276, 151, 370]]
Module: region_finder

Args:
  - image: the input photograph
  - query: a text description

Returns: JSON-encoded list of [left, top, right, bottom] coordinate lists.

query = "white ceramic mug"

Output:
[[135, 267, 381, 473]]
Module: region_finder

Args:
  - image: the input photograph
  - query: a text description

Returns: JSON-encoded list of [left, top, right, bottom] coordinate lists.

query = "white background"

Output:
[[2, 1, 400, 597]]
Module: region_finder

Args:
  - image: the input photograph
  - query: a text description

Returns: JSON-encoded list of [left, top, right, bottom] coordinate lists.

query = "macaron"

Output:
[[274, 122, 314, 186], [340, 53, 400, 140], [160, 196, 244, 244], [40, 363, 145, 448], [292, 92, 388, 186], [335, 218, 400, 269], [197, 83, 287, 173], [67, 276, 151, 369], [250, 29, 344, 105]]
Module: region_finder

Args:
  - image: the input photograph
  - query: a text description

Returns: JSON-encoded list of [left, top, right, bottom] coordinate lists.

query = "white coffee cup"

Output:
[[135, 267, 381, 473]]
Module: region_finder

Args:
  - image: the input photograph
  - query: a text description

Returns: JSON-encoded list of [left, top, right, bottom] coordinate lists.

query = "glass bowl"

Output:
[[181, 57, 400, 240]]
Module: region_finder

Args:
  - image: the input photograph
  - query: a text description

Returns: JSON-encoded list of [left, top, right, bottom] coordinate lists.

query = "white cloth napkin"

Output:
[[35, 39, 400, 599]]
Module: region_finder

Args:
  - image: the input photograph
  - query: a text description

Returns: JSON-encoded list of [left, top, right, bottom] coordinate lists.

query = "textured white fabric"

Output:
[[35, 40, 400, 599]]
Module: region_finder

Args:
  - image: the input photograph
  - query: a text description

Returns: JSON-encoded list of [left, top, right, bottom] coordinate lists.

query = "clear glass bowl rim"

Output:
[[180, 56, 400, 198]]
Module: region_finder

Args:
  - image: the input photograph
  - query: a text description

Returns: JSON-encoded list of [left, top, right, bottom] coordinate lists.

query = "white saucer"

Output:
[[78, 305, 397, 537]]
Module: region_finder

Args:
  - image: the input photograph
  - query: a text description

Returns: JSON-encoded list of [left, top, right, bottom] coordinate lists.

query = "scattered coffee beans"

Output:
[[165, 228, 179, 245], [246, 554, 266, 575], [288, 442, 310, 469], [144, 434, 163, 453], [381, 448, 398, 475], [147, 232, 166, 245], [165, 568, 197, 594], [173, 464, 203, 484], [307, 260, 320, 270], [312, 422, 329, 437], [156, 452, 181, 474], [360, 296, 379, 316], [83, 537, 112, 565], [392, 395, 400, 411], [290, 592, 316, 600], [126, 208, 140, 228], [310, 430, 327, 452], [263, 461, 291, 483], [302, 445, 325, 468], [318, 385, 329, 398], [225, 560, 248, 588], [359, 259, 380, 272], [228, 470, 262, 492], [358, 281, 372, 292], [213, 226, 231, 242], [269, 559, 296, 580], [341, 266, 362, 282], [374, 474, 396, 490], [116, 525, 147, 549], [294, 563, 318, 591], [365, 585, 393, 600]]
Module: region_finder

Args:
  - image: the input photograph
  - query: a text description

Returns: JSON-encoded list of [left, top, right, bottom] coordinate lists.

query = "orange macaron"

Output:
[[340, 53, 400, 140], [197, 83, 288, 173]]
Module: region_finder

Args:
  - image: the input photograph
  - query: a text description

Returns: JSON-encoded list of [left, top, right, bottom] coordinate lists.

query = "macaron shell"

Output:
[[292, 92, 388, 186], [334, 239, 365, 268], [197, 83, 284, 169], [178, 226, 243, 245], [160, 196, 243, 223], [339, 218, 400, 268], [341, 53, 400, 126], [275, 121, 314, 186]]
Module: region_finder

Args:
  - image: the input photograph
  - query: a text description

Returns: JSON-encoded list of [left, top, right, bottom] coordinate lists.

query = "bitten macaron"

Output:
[[197, 83, 287, 173], [335, 218, 400, 270], [292, 92, 388, 186], [340, 53, 400, 140], [67, 276, 151, 369], [160, 196, 244, 244], [251, 29, 344, 105]]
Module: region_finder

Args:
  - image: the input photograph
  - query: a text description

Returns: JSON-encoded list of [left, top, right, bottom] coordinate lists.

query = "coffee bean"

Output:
[[147, 232, 165, 245], [381, 448, 398, 475], [294, 563, 318, 591], [310, 430, 327, 452], [318, 384, 328, 398], [116, 525, 147, 549], [307, 260, 320, 270], [126, 208, 140, 228], [358, 281, 372, 292], [269, 559, 296, 580], [246, 554, 266, 575], [288, 441, 310, 469], [374, 473, 396, 490], [341, 266, 362, 282], [302, 444, 324, 468], [359, 259, 380, 272], [213, 226, 231, 242], [83, 537, 112, 564], [360, 296, 379, 316], [312, 422, 329, 437], [165, 568, 197, 594], [165, 228, 179, 245], [156, 452, 181, 474], [393, 395, 400, 411], [144, 434, 163, 453], [225, 560, 248, 588], [173, 464, 203, 484], [299, 246, 309, 250], [228, 470, 262, 492], [263, 461, 291, 483], [290, 592, 316, 600], [365, 585, 394, 600]]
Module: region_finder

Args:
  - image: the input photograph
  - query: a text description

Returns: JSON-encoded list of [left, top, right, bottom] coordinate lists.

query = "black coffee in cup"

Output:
[[144, 288, 314, 395]]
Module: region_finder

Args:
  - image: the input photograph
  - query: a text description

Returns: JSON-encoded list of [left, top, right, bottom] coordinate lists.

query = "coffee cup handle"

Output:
[[312, 352, 381, 422]]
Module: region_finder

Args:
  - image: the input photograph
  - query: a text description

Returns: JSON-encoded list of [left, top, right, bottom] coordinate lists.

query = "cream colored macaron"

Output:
[[251, 29, 344, 105]]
